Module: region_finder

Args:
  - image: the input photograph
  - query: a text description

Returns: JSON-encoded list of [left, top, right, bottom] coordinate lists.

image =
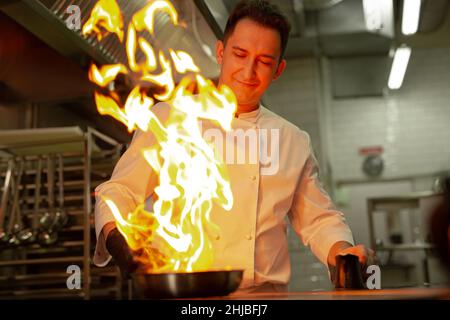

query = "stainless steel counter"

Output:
[[209, 287, 450, 300]]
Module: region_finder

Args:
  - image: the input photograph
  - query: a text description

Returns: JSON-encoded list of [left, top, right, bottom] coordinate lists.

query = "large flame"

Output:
[[83, 0, 236, 273]]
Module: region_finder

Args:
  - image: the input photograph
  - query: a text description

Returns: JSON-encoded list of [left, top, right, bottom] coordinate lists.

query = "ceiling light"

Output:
[[388, 46, 411, 90], [402, 0, 421, 35]]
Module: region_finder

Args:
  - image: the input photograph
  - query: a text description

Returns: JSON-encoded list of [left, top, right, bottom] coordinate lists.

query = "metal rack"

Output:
[[0, 127, 124, 299], [367, 191, 444, 286]]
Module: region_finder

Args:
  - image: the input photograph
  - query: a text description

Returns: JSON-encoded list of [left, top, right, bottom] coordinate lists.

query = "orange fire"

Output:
[[83, 0, 236, 273]]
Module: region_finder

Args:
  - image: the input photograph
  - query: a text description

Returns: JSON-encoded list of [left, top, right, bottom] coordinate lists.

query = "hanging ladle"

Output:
[[52, 153, 68, 231], [7, 158, 25, 247], [39, 155, 54, 231], [17, 157, 42, 244], [38, 155, 57, 246], [0, 159, 15, 245]]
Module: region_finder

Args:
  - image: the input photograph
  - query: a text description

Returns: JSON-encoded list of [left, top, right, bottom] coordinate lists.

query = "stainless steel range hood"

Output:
[[0, 0, 224, 142], [0, 0, 222, 79]]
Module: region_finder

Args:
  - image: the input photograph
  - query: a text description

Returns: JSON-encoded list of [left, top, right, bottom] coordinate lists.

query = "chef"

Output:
[[94, 0, 375, 292]]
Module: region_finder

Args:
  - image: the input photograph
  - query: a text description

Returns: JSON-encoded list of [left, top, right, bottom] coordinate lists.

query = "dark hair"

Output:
[[223, 0, 291, 61]]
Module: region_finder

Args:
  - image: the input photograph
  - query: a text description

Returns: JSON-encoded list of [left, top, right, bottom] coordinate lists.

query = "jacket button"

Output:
[[251, 175, 256, 181], [245, 234, 252, 240], [215, 235, 220, 240]]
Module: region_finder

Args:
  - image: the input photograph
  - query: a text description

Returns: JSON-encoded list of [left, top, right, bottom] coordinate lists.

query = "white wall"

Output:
[[329, 47, 450, 287], [329, 47, 450, 182], [264, 58, 324, 165]]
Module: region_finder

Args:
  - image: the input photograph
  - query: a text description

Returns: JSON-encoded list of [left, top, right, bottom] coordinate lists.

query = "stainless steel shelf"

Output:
[[367, 192, 444, 287], [0, 287, 84, 299], [376, 243, 435, 251], [0, 256, 84, 267], [0, 127, 123, 299]]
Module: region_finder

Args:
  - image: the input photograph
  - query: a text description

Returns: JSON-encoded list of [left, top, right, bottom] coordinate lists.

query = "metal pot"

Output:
[[131, 269, 243, 299]]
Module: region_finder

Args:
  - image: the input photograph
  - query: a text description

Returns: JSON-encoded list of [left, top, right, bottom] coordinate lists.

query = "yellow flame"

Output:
[[169, 49, 200, 74], [141, 52, 175, 101], [126, 24, 139, 72], [132, 0, 178, 35], [85, 0, 236, 273], [89, 64, 127, 88], [139, 38, 158, 73], [82, 0, 124, 42]]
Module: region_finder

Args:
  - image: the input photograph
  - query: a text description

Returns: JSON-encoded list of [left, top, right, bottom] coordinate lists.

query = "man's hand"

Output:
[[328, 242, 377, 268], [105, 227, 140, 279], [327, 241, 377, 288]]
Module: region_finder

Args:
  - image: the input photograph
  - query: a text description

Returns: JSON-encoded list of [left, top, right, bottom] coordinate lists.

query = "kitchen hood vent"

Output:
[[0, 0, 222, 79]]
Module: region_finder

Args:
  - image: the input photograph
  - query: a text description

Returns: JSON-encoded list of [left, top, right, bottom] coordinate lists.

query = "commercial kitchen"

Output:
[[0, 0, 449, 300]]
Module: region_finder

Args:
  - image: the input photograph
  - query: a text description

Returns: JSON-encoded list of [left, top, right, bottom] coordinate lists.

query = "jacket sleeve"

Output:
[[93, 106, 168, 266], [288, 134, 354, 266]]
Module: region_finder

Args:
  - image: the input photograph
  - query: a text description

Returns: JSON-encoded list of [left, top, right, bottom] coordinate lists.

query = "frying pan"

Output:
[[131, 269, 243, 299]]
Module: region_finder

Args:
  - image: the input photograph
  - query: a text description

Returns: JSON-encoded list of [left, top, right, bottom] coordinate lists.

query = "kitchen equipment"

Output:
[[17, 157, 42, 244], [362, 154, 384, 177], [39, 155, 54, 231], [6, 158, 25, 247], [0, 159, 15, 244], [38, 155, 57, 246], [131, 269, 244, 299], [52, 153, 68, 231], [331, 254, 365, 289]]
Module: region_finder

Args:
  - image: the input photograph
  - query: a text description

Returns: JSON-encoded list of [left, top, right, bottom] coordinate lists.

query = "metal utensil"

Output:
[[38, 155, 58, 246], [39, 155, 54, 231], [52, 153, 68, 231], [17, 157, 42, 244], [131, 269, 244, 299], [0, 159, 15, 244], [7, 158, 25, 247]]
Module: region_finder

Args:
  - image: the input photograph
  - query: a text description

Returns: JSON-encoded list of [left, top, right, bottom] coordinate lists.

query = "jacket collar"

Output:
[[234, 103, 262, 124]]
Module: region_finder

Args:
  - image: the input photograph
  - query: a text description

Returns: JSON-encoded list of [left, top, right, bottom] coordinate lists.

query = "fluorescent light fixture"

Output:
[[402, 0, 421, 35], [388, 46, 411, 90], [363, 0, 383, 31], [363, 0, 394, 33]]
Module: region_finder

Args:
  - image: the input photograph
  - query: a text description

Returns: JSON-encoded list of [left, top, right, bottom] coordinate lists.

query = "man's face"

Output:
[[216, 18, 286, 111]]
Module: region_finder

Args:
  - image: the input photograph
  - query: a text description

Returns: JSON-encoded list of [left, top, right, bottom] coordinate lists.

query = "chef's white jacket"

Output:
[[93, 101, 355, 290]]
